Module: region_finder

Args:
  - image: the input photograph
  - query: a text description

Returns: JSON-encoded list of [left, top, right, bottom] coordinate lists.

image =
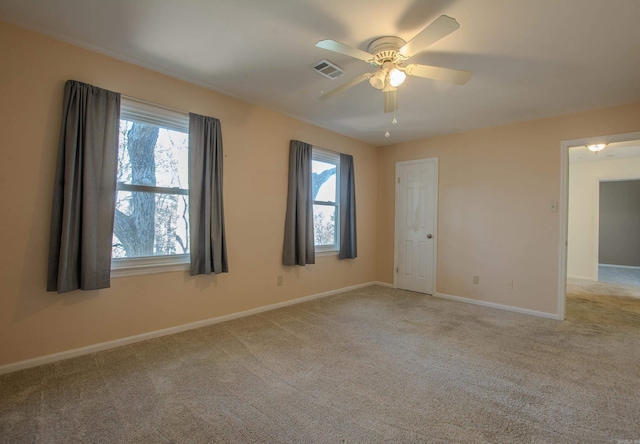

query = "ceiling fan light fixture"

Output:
[[369, 70, 386, 89], [389, 68, 406, 87], [587, 143, 607, 153], [382, 77, 397, 92]]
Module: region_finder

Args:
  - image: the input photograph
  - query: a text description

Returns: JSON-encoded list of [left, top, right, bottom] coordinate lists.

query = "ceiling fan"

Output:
[[315, 15, 472, 113]]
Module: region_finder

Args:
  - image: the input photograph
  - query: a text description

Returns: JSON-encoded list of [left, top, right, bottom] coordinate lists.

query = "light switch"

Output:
[[549, 201, 558, 213]]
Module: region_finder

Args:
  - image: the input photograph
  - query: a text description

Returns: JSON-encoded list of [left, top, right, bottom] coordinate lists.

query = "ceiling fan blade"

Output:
[[384, 90, 397, 113], [317, 73, 373, 102], [316, 39, 375, 63], [399, 15, 460, 59], [405, 64, 472, 85]]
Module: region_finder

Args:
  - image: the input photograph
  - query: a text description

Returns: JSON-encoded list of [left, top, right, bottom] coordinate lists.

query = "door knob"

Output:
[[427, 234, 433, 239]]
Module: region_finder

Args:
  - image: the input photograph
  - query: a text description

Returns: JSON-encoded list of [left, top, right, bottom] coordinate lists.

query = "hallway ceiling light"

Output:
[[587, 143, 607, 153]]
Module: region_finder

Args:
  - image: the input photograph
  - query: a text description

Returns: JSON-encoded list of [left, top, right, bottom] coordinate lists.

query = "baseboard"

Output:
[[599, 263, 640, 270], [567, 275, 597, 282], [434, 292, 561, 320], [0, 281, 384, 375], [567, 275, 596, 282], [370, 281, 394, 288]]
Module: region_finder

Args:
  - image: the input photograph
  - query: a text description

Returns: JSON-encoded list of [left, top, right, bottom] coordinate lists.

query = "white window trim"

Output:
[[113, 97, 190, 276], [315, 245, 340, 254], [111, 255, 190, 278], [315, 249, 339, 257], [120, 96, 189, 133], [312, 147, 340, 253]]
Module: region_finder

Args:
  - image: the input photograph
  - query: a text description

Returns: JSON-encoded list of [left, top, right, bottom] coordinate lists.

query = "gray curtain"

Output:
[[189, 113, 228, 275], [47, 80, 120, 293], [339, 153, 357, 259], [283, 140, 315, 265]]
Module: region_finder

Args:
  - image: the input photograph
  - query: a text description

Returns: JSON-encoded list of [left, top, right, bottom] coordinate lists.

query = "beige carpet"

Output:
[[567, 278, 640, 327], [1, 285, 639, 443]]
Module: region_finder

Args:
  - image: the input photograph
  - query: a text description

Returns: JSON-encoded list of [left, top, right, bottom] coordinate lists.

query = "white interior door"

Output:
[[395, 159, 438, 294]]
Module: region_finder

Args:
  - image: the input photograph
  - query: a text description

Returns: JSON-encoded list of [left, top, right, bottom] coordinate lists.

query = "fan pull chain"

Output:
[[386, 114, 398, 138]]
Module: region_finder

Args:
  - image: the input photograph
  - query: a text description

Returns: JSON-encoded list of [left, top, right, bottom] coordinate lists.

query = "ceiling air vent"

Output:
[[312, 59, 345, 80]]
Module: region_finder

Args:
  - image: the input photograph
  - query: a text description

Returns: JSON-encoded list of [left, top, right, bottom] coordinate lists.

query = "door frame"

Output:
[[558, 130, 640, 320], [394, 157, 439, 294]]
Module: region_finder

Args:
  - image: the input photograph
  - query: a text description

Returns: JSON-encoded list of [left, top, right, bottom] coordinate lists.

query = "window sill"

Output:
[[315, 249, 339, 257], [111, 255, 190, 278]]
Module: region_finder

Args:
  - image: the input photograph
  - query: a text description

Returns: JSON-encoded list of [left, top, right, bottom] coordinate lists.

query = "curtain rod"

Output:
[[121, 94, 189, 116]]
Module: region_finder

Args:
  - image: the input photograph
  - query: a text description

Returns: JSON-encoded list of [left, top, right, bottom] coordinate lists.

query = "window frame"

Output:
[[312, 147, 340, 254], [111, 97, 191, 277]]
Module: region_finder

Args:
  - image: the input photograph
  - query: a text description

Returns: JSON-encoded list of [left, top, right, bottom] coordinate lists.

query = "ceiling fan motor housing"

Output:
[[367, 36, 408, 67]]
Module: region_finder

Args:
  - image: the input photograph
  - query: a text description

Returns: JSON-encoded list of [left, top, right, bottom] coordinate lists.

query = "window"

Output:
[[312, 148, 340, 252], [111, 98, 190, 275]]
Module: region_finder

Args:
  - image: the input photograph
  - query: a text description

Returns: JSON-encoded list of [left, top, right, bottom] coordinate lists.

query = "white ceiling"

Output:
[[2, 0, 640, 146]]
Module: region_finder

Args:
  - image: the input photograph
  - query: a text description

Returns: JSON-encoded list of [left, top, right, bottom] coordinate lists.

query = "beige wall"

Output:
[[377, 102, 640, 315], [0, 22, 378, 366], [567, 157, 640, 279], [4, 19, 640, 368]]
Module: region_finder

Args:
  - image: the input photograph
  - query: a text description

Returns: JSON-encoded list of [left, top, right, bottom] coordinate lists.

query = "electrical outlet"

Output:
[[549, 201, 558, 213], [473, 275, 479, 285], [506, 280, 513, 290], [277, 276, 283, 286]]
